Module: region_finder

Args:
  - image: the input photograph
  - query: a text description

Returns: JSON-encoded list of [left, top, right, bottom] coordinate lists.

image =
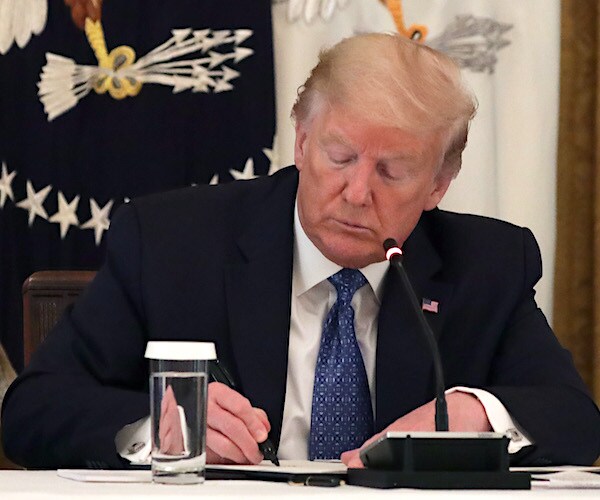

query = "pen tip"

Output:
[[273, 457, 280, 467]]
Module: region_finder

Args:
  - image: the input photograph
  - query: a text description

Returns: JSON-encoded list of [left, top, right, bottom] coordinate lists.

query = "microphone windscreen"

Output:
[[383, 238, 399, 252]]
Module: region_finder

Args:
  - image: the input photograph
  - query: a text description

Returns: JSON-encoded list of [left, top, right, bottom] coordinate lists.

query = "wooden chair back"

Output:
[[0, 270, 96, 469], [22, 270, 96, 366]]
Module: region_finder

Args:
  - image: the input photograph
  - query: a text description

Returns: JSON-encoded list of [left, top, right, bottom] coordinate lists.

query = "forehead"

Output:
[[314, 106, 442, 160]]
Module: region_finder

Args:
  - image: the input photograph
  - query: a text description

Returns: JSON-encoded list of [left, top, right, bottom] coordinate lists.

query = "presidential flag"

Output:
[[0, 0, 275, 370], [399, 0, 560, 322]]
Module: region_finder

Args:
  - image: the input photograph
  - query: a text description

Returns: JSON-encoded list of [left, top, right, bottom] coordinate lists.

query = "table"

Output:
[[1, 471, 599, 499]]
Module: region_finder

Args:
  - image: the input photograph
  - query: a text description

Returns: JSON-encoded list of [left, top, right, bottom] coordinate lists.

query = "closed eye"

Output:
[[327, 150, 356, 166], [377, 162, 412, 182]]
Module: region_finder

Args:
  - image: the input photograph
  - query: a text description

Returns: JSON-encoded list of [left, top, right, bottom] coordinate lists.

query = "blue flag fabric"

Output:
[[0, 0, 275, 370]]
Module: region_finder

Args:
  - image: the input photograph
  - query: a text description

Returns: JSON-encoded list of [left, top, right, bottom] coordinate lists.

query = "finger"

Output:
[[159, 388, 185, 454], [209, 383, 269, 441], [341, 448, 365, 468], [165, 412, 185, 454], [161, 429, 177, 454], [159, 387, 176, 429], [206, 447, 241, 465], [340, 449, 358, 465], [348, 455, 365, 468], [206, 448, 237, 465], [207, 403, 263, 463], [161, 385, 176, 412], [206, 428, 254, 465], [158, 402, 170, 438], [253, 407, 271, 433], [160, 412, 183, 453]]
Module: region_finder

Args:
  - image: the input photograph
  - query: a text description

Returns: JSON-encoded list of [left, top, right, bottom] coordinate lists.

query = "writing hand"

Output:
[[158, 385, 185, 455], [206, 382, 271, 464], [341, 392, 492, 468]]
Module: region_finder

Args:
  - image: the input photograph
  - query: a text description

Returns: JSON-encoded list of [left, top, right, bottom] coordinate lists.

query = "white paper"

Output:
[[512, 466, 600, 473], [57, 460, 346, 483], [532, 470, 600, 489], [208, 459, 346, 475], [57, 469, 151, 483]]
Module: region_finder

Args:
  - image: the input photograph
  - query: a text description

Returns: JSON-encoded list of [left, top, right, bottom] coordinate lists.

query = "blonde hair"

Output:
[[292, 33, 477, 180]]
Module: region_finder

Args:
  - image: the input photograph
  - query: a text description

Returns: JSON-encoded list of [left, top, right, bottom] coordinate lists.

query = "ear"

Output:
[[424, 175, 452, 211], [294, 122, 309, 171]]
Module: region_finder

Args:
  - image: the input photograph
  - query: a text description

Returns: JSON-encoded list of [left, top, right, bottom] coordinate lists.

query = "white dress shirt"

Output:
[[117, 203, 531, 462]]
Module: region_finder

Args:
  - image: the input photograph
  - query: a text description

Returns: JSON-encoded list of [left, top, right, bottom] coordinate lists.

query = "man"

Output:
[[2, 33, 600, 469]]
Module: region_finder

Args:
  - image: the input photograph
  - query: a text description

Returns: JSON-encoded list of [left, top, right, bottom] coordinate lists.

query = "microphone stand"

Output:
[[383, 240, 448, 433], [345, 239, 531, 490]]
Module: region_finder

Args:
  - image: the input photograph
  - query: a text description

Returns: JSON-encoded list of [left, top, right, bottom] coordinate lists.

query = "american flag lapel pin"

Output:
[[422, 298, 439, 313]]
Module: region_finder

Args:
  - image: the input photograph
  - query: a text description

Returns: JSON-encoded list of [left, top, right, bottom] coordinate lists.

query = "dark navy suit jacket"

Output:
[[3, 167, 600, 468]]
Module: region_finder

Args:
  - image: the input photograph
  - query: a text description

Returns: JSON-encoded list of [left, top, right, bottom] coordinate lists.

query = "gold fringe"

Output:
[[384, 0, 429, 41]]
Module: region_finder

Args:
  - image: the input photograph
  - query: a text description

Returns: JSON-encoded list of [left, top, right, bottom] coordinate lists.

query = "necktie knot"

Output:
[[328, 268, 367, 304]]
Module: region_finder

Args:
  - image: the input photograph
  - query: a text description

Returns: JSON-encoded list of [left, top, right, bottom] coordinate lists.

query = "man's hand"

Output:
[[341, 392, 492, 468], [206, 382, 271, 464], [158, 385, 185, 455]]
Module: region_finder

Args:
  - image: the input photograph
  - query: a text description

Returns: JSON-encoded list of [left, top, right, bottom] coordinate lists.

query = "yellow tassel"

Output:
[[384, 0, 429, 41], [84, 18, 110, 68], [84, 17, 142, 99]]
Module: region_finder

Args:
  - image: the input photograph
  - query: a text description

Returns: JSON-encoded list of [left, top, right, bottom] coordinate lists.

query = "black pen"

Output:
[[289, 475, 342, 487], [209, 359, 280, 466]]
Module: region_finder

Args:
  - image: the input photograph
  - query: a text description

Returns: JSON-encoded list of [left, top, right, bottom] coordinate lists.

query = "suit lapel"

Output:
[[224, 169, 298, 447], [375, 213, 454, 431]]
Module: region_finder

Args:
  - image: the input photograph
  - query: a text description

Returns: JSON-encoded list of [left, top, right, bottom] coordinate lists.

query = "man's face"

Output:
[[295, 105, 451, 269]]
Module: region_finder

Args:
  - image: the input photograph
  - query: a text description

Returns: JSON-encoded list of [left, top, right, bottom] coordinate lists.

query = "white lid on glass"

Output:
[[145, 341, 217, 360]]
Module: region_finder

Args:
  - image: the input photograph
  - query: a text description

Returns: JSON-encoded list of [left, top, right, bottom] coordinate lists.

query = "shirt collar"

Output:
[[293, 201, 388, 303]]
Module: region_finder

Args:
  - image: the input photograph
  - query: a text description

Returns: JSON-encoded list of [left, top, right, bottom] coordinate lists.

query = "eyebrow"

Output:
[[320, 132, 353, 149], [321, 133, 421, 162]]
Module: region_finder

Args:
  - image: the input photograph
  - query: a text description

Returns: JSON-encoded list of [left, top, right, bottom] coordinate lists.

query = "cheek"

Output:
[[298, 173, 330, 224], [307, 165, 344, 205], [377, 189, 430, 234], [308, 184, 336, 219]]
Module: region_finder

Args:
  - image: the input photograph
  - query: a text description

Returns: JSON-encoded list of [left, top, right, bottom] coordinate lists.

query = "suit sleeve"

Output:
[[1, 203, 151, 469], [485, 228, 600, 466]]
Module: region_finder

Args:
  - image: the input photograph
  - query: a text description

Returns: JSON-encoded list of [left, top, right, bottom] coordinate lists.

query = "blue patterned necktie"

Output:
[[309, 268, 374, 460]]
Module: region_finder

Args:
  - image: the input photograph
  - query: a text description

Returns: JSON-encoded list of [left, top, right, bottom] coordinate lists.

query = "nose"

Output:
[[342, 160, 374, 207]]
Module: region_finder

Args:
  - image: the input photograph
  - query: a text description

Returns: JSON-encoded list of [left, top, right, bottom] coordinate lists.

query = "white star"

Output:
[[16, 180, 52, 226], [81, 198, 114, 246], [264, 135, 284, 175], [0, 162, 17, 208], [230, 158, 257, 181], [209, 173, 219, 185], [287, 0, 350, 23], [49, 191, 80, 239]]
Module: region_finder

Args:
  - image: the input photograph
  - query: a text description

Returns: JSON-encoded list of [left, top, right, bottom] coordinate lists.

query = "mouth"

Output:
[[332, 219, 372, 233]]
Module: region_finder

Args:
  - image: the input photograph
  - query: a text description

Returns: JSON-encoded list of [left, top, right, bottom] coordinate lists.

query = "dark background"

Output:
[[0, 0, 275, 371]]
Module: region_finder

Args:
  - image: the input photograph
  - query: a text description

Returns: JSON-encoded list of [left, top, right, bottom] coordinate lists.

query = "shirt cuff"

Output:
[[115, 416, 151, 465], [447, 386, 533, 454]]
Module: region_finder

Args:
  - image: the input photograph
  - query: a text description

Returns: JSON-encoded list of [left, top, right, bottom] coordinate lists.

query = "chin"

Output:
[[320, 240, 381, 269]]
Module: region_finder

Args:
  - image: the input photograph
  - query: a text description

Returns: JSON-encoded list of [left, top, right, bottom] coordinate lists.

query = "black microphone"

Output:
[[345, 239, 531, 489], [383, 238, 448, 432]]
